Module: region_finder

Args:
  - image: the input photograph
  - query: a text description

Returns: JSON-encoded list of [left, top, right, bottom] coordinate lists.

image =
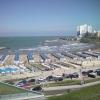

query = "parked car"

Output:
[[67, 73, 79, 79], [16, 79, 27, 87], [36, 78, 46, 84], [46, 75, 54, 81], [95, 70, 100, 76], [95, 69, 100, 71], [53, 76, 63, 82], [88, 72, 96, 78], [72, 72, 79, 78], [82, 71, 88, 76], [32, 85, 42, 92], [87, 70, 93, 74], [28, 79, 35, 83], [62, 73, 69, 78], [44, 68, 53, 71]]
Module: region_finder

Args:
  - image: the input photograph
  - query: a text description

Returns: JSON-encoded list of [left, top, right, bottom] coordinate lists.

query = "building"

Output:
[[88, 25, 93, 33], [96, 31, 100, 37], [77, 24, 94, 38]]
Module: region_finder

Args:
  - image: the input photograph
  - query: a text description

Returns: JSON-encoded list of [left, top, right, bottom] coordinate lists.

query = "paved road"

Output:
[[0, 95, 46, 100], [43, 81, 100, 91]]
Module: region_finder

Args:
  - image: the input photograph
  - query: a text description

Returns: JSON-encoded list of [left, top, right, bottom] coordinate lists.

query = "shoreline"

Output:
[[0, 40, 100, 81]]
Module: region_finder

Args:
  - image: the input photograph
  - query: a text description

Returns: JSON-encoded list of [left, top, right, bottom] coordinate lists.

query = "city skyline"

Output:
[[0, 0, 100, 36]]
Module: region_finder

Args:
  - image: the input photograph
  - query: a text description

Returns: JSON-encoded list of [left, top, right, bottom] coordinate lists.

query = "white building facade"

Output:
[[77, 24, 94, 38]]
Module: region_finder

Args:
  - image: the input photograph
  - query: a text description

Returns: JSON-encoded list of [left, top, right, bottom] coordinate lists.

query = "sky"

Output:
[[0, 0, 100, 36]]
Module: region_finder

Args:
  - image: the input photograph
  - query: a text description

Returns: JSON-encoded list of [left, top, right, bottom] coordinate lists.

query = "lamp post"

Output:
[[80, 61, 85, 85]]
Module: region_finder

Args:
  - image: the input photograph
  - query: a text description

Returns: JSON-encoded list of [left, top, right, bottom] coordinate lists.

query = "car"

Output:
[[68, 73, 79, 79], [21, 79, 27, 84], [54, 77, 63, 81], [53, 76, 63, 81], [16, 79, 27, 87], [97, 71, 100, 76], [28, 79, 35, 83], [46, 75, 54, 81], [44, 68, 53, 71], [95, 69, 100, 71], [16, 83, 24, 87], [95, 70, 100, 76], [62, 73, 70, 78], [87, 70, 93, 74], [32, 85, 42, 92], [82, 71, 88, 76], [36, 78, 46, 84], [88, 72, 96, 78], [62, 73, 69, 78], [72, 72, 79, 78]]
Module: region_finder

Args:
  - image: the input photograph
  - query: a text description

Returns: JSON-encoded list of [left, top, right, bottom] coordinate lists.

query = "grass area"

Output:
[[45, 77, 100, 87], [85, 77, 100, 83], [0, 82, 26, 95], [48, 84, 100, 100]]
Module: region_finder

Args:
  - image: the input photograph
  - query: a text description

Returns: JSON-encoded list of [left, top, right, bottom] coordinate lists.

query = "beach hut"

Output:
[[61, 52, 78, 60], [40, 53, 51, 64], [52, 53, 66, 62], [83, 52, 100, 59], [27, 51, 34, 63], [0, 52, 8, 64], [73, 52, 91, 59], [14, 52, 20, 65]]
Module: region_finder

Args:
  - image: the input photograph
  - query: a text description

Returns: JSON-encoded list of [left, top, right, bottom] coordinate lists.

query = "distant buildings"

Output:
[[96, 31, 100, 37], [77, 24, 95, 38]]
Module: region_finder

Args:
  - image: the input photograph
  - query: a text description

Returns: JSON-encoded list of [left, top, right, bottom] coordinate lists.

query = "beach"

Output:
[[0, 37, 100, 81]]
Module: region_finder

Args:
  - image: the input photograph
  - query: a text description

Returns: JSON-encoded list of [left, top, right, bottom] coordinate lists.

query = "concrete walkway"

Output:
[[3, 95, 45, 100], [43, 80, 100, 91]]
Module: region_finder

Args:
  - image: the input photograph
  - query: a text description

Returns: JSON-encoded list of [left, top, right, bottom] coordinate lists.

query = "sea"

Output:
[[0, 36, 60, 50], [0, 36, 95, 54]]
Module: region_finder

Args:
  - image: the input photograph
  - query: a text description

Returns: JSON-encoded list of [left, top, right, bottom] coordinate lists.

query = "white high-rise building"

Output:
[[77, 24, 94, 37], [80, 24, 88, 34], [88, 25, 92, 33]]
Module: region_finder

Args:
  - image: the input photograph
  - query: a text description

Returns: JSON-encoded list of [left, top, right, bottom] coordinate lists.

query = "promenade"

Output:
[[43, 80, 100, 95]]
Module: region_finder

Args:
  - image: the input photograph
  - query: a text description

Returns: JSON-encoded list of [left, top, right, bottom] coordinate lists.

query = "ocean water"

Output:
[[0, 36, 59, 50]]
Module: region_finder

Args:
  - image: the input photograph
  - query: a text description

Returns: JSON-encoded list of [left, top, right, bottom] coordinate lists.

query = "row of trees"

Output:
[[80, 33, 100, 43]]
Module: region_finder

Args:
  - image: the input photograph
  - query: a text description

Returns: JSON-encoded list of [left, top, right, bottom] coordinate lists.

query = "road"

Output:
[[43, 80, 100, 91]]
